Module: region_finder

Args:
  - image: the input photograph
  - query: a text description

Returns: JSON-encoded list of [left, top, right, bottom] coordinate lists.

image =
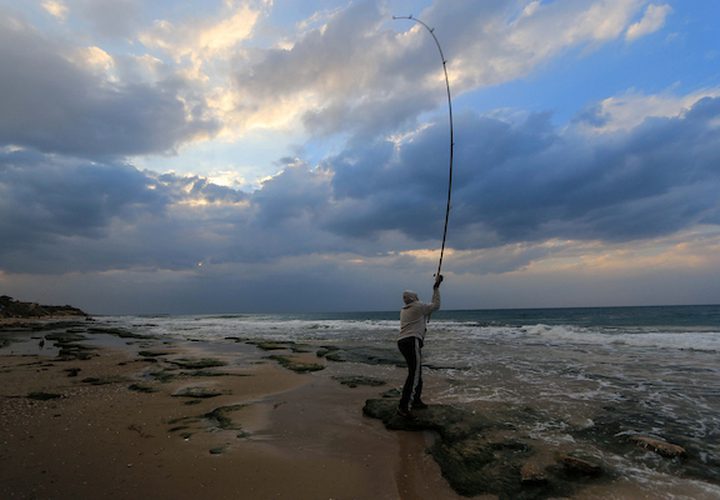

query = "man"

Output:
[[397, 274, 443, 418]]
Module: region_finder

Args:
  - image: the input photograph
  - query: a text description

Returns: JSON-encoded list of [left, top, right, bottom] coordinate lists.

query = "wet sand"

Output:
[[0, 323, 463, 500]]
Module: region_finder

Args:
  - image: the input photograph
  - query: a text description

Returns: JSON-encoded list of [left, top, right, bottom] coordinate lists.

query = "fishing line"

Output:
[[393, 15, 455, 278]]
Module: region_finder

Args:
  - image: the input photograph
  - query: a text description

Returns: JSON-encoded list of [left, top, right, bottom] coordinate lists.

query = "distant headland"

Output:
[[0, 295, 88, 319]]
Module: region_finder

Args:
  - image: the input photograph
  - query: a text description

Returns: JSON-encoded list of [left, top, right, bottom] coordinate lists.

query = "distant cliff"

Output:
[[0, 295, 88, 318]]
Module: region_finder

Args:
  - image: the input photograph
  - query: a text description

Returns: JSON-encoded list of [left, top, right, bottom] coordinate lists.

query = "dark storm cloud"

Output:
[[0, 150, 249, 273], [323, 96, 720, 248], [0, 150, 165, 250], [251, 160, 331, 227], [0, 12, 218, 158]]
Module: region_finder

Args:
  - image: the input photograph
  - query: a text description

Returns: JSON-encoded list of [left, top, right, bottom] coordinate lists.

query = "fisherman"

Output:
[[397, 274, 443, 418]]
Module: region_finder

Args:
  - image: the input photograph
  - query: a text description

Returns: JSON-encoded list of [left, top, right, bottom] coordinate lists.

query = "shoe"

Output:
[[412, 400, 429, 410], [396, 407, 414, 419]]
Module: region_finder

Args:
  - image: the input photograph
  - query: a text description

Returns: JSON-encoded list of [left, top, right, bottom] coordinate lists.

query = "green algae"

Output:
[[267, 354, 324, 373], [167, 358, 227, 369], [332, 375, 386, 388]]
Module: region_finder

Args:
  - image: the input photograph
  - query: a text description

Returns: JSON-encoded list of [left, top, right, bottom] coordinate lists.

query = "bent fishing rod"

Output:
[[393, 15, 454, 279]]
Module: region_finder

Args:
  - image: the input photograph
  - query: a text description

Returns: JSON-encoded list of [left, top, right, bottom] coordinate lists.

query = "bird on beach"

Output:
[[38, 337, 45, 348]]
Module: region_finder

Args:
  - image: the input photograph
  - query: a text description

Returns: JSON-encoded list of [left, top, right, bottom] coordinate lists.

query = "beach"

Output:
[[1, 309, 719, 499], [0, 318, 461, 500]]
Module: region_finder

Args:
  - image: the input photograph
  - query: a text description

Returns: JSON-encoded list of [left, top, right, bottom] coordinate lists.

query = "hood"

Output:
[[402, 290, 419, 305]]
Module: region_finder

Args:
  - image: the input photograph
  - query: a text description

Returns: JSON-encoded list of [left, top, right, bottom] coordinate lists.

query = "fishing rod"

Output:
[[393, 15, 454, 279]]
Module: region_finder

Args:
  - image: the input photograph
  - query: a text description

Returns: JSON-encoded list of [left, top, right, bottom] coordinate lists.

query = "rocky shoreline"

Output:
[[362, 398, 697, 499], [1, 315, 716, 499]]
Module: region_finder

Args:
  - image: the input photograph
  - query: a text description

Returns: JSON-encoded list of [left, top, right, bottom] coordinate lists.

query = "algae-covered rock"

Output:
[[248, 340, 313, 353], [148, 370, 176, 383], [380, 388, 401, 398], [629, 435, 687, 458], [322, 346, 404, 366], [87, 327, 149, 339], [168, 358, 227, 369], [249, 341, 293, 351], [27, 391, 62, 400], [315, 346, 339, 358], [183, 370, 247, 378], [558, 453, 603, 477], [45, 331, 88, 343], [363, 399, 491, 440], [128, 383, 158, 393], [58, 346, 95, 361], [520, 462, 548, 484], [172, 386, 223, 399], [224, 336, 245, 342], [205, 404, 247, 430], [138, 350, 170, 358], [363, 398, 575, 499], [268, 354, 324, 373], [332, 375, 386, 388], [431, 437, 530, 497], [81, 376, 128, 385]]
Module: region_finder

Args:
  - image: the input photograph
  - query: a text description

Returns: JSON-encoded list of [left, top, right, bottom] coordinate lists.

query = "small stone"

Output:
[[629, 435, 686, 458], [559, 454, 602, 476], [520, 462, 547, 484]]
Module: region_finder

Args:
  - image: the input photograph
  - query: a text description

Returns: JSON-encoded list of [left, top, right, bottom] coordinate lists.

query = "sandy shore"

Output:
[[4, 319, 715, 499], [0, 321, 464, 500]]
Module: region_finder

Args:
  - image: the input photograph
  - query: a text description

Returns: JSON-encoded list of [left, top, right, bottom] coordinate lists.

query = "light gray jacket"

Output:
[[398, 288, 440, 342]]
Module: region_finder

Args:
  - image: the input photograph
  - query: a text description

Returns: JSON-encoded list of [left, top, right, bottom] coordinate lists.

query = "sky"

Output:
[[1, 0, 719, 314]]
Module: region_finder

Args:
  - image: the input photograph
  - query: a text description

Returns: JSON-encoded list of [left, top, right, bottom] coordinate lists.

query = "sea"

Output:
[[100, 304, 720, 497]]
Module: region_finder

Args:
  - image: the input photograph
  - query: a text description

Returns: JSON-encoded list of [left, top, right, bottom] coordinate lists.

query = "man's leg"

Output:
[[412, 338, 424, 407], [397, 337, 418, 412]]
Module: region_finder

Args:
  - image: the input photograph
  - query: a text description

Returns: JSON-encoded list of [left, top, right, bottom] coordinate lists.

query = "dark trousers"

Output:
[[397, 336, 423, 410]]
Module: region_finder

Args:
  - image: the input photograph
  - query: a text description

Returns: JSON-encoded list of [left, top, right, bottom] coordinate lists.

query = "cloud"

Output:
[[41, 0, 68, 21], [0, 12, 219, 158], [0, 150, 165, 249], [139, 1, 266, 74], [3, 88, 719, 280], [323, 92, 720, 248], [626, 3, 672, 42], [4, 227, 720, 314], [574, 87, 720, 133], [230, 0, 652, 141], [2, 0, 659, 164]]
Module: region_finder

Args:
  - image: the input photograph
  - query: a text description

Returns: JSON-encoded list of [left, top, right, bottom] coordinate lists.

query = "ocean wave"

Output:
[[515, 323, 720, 352]]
